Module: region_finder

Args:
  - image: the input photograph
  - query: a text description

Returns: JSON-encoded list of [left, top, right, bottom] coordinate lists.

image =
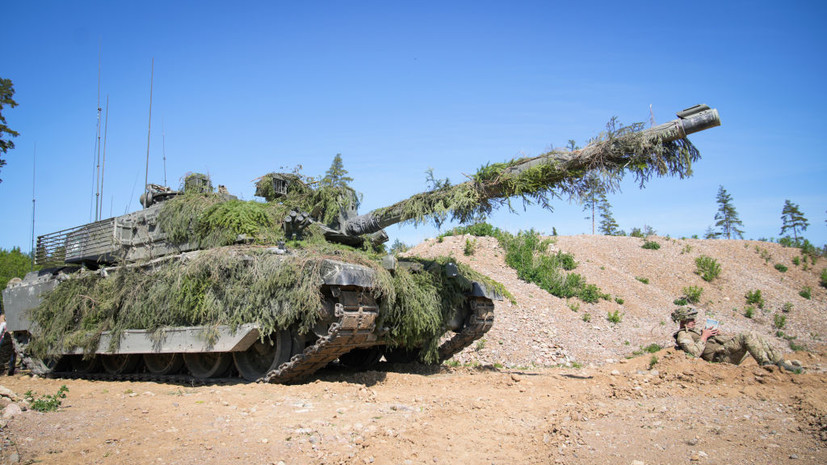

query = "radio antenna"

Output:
[[98, 95, 110, 220], [162, 118, 167, 187], [30, 143, 37, 270], [143, 57, 154, 208], [94, 41, 103, 220]]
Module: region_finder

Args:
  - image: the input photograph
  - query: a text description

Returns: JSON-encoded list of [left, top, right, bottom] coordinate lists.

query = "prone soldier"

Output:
[[671, 307, 797, 371]]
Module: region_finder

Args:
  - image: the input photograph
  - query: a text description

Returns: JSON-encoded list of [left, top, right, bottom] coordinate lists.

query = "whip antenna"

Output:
[[99, 95, 110, 220], [144, 57, 154, 208], [30, 143, 36, 271]]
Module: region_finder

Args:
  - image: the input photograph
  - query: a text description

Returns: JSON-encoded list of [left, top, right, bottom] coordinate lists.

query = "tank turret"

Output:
[[4, 104, 720, 384]]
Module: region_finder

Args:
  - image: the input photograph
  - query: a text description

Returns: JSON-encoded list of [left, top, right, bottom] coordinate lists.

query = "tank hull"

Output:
[[4, 247, 498, 383]]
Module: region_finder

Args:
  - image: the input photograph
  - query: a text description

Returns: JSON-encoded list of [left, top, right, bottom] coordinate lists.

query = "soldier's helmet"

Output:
[[670, 307, 698, 323]]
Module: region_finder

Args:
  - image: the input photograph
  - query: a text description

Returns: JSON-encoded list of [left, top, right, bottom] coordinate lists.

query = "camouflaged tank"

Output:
[[2, 104, 720, 384]]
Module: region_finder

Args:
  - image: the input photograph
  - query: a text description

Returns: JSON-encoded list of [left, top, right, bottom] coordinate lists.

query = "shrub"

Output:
[[673, 298, 688, 306], [799, 286, 811, 300], [642, 343, 662, 353], [781, 302, 793, 313], [499, 229, 606, 303], [680, 244, 693, 254], [792, 256, 801, 266], [821, 268, 827, 288], [582, 313, 591, 322], [607, 310, 623, 324], [630, 228, 644, 238], [614, 297, 624, 305], [648, 355, 659, 370], [789, 340, 806, 351], [695, 255, 721, 282], [463, 238, 476, 256], [642, 240, 661, 250], [24, 385, 69, 413], [773, 314, 787, 329], [682, 285, 704, 304], [745, 289, 764, 309], [744, 306, 755, 318], [568, 301, 580, 312], [635, 276, 650, 284], [774, 263, 788, 273]]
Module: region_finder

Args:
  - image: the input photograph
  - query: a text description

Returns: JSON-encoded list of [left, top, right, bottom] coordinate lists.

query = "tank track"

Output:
[[437, 297, 495, 361], [19, 291, 494, 385], [261, 289, 381, 384]]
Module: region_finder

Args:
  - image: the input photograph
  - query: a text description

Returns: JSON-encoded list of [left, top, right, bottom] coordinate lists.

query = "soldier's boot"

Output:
[[776, 360, 799, 373]]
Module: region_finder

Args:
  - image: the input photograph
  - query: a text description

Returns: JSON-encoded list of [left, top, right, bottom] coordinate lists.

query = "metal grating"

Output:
[[35, 218, 117, 266]]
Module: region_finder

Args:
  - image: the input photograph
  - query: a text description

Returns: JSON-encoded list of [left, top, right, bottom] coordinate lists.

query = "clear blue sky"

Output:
[[2, 1, 825, 252]]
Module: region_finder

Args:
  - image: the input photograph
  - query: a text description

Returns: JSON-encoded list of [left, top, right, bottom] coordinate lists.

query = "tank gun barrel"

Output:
[[344, 104, 720, 236]]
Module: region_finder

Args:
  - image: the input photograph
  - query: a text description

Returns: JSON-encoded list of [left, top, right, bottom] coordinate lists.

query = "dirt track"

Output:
[[1, 235, 825, 464], [0, 348, 825, 465]]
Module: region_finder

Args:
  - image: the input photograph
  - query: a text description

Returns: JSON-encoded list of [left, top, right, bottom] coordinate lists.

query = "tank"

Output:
[[2, 104, 720, 384]]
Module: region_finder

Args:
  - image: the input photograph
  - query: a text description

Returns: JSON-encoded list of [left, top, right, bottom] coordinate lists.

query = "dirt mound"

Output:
[[405, 234, 826, 367]]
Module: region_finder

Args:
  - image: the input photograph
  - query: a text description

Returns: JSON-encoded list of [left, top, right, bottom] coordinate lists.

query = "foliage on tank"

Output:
[[28, 242, 505, 363], [373, 119, 700, 228]]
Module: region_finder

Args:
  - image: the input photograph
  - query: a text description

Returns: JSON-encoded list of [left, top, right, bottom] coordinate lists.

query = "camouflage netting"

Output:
[[372, 120, 700, 227], [28, 244, 505, 364]]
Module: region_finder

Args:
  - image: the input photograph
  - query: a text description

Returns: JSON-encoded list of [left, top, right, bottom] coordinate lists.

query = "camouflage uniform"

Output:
[[673, 327, 782, 365]]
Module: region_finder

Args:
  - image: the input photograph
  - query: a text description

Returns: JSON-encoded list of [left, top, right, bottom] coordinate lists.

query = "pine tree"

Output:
[[713, 185, 744, 239], [321, 153, 353, 188], [581, 174, 604, 235], [597, 192, 620, 235], [780, 200, 809, 242], [0, 77, 20, 182]]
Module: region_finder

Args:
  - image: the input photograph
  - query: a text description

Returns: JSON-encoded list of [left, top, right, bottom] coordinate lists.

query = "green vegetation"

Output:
[[0, 77, 19, 182], [755, 246, 772, 264], [799, 286, 812, 300], [642, 343, 662, 353], [29, 245, 505, 364], [1, 247, 39, 312], [792, 256, 800, 266], [682, 285, 703, 304], [614, 297, 624, 305], [712, 185, 744, 239], [372, 117, 701, 230], [648, 355, 659, 369], [781, 302, 793, 313], [773, 314, 787, 330], [641, 240, 661, 250], [779, 200, 809, 243], [442, 223, 608, 303], [821, 268, 827, 288], [744, 306, 755, 319], [695, 255, 721, 282], [24, 385, 68, 413], [774, 263, 788, 273], [673, 298, 688, 306], [635, 276, 649, 284], [745, 289, 764, 309], [607, 310, 623, 324], [582, 313, 591, 322], [463, 238, 477, 256]]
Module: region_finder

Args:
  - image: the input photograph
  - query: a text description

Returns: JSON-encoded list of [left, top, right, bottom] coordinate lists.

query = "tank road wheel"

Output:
[[70, 355, 101, 373], [339, 347, 382, 370], [183, 352, 232, 379], [233, 330, 294, 382], [100, 354, 141, 375], [143, 353, 184, 375]]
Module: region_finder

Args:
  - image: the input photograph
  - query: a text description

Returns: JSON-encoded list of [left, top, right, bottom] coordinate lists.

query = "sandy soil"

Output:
[[0, 235, 825, 464]]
